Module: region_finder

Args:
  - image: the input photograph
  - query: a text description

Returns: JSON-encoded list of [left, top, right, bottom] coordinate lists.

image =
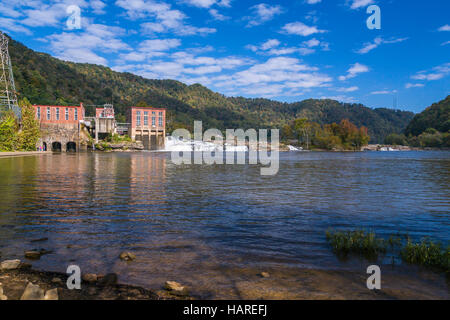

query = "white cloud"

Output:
[[336, 86, 359, 92], [306, 0, 321, 4], [209, 9, 229, 21], [349, 0, 374, 10], [405, 83, 424, 89], [0, 17, 32, 35], [45, 23, 130, 65], [411, 63, 450, 81], [357, 37, 408, 54], [370, 90, 397, 95], [246, 3, 283, 27], [442, 41, 450, 46], [438, 24, 450, 32], [116, 0, 216, 36], [90, 0, 107, 14], [281, 22, 326, 36], [339, 63, 369, 81]]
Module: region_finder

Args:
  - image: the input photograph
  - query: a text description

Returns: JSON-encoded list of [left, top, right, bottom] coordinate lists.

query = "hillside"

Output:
[[405, 95, 450, 136], [8, 34, 414, 143]]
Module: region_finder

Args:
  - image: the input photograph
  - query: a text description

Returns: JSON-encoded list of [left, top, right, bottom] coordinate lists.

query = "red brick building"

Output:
[[128, 106, 166, 150], [33, 103, 85, 123], [33, 103, 85, 152]]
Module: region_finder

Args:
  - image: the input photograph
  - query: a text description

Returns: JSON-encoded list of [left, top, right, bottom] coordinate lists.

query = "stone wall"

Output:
[[38, 123, 87, 152]]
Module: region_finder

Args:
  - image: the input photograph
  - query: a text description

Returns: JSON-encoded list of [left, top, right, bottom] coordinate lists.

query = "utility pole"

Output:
[[0, 31, 20, 118]]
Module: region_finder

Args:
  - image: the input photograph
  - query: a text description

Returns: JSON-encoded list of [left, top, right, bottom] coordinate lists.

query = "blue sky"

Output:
[[0, 0, 449, 113]]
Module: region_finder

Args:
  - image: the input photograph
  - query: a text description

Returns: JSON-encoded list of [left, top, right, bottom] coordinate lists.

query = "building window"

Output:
[[158, 112, 163, 127], [74, 109, 78, 120], [152, 111, 156, 126], [136, 111, 141, 126], [37, 107, 40, 120], [144, 111, 148, 126], [65, 108, 69, 121], [47, 107, 51, 120], [56, 108, 60, 120]]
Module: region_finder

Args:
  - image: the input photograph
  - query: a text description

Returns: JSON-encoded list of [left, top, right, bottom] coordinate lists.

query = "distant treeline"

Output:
[[7, 34, 414, 144], [385, 95, 450, 148]]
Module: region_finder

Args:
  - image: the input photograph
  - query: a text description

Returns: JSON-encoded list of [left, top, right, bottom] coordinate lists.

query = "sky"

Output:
[[0, 0, 449, 113]]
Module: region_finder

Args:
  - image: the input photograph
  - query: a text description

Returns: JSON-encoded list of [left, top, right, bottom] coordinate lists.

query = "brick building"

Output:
[[33, 103, 85, 152], [128, 106, 166, 150]]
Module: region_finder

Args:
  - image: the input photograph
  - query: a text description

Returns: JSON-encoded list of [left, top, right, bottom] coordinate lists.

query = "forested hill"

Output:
[[8, 34, 414, 143], [405, 95, 450, 136]]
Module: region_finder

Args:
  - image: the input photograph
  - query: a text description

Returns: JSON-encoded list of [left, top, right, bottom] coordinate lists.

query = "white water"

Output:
[[163, 136, 248, 152], [287, 145, 303, 151]]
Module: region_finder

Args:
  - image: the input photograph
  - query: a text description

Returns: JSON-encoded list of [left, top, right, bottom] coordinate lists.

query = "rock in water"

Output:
[[0, 259, 21, 270], [20, 283, 45, 300], [260, 272, 270, 278], [24, 251, 41, 259], [44, 288, 59, 300], [164, 281, 189, 296], [82, 274, 98, 283], [119, 252, 136, 261]]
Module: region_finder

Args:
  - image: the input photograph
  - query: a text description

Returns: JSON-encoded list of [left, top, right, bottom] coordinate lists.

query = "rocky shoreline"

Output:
[[0, 259, 192, 300]]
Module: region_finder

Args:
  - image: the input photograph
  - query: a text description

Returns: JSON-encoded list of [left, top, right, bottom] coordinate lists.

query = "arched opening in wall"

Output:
[[52, 142, 62, 152], [67, 142, 77, 152], [43, 142, 47, 151]]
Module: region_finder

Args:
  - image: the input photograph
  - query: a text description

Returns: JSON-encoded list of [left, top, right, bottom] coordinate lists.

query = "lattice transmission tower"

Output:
[[0, 31, 20, 118]]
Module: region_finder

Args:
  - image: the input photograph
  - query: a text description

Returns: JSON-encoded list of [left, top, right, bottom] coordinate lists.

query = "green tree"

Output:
[[18, 98, 40, 151], [0, 111, 19, 151]]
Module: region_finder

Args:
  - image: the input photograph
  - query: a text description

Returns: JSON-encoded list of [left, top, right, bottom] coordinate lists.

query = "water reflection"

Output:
[[0, 151, 448, 299]]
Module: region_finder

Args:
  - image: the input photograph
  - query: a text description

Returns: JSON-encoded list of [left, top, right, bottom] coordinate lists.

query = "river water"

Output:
[[0, 151, 449, 299]]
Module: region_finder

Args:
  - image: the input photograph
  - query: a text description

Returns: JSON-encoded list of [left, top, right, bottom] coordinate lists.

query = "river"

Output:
[[0, 151, 449, 299]]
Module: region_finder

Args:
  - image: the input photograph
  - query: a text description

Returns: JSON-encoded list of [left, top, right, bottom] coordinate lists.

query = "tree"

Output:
[[18, 98, 40, 151], [0, 111, 19, 151], [294, 118, 312, 149]]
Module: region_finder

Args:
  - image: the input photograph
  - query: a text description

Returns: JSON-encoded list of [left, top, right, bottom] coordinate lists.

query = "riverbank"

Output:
[[0, 261, 192, 300], [1, 261, 448, 300], [0, 151, 51, 158]]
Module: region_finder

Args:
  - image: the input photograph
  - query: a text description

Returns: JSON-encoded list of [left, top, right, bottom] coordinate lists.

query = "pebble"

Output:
[[164, 281, 189, 296], [119, 252, 136, 261], [0, 259, 21, 270], [260, 272, 270, 278], [20, 282, 45, 300]]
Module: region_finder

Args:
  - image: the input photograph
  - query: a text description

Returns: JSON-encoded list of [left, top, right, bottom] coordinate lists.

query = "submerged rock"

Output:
[[164, 281, 189, 296], [44, 288, 59, 300], [0, 259, 21, 270], [20, 282, 45, 300], [98, 273, 118, 286], [24, 251, 41, 259], [119, 252, 136, 261], [0, 284, 7, 300]]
